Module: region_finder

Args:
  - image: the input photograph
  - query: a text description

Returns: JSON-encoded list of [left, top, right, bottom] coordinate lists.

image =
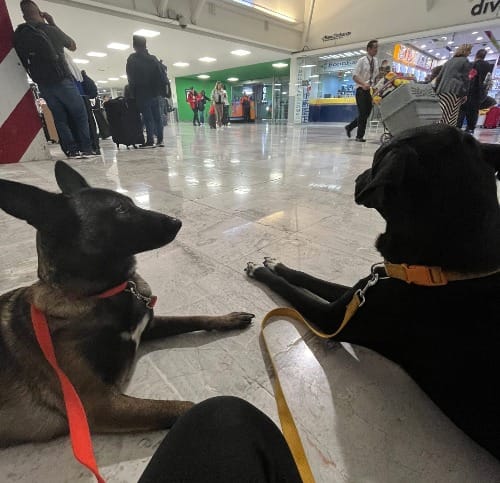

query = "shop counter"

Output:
[[309, 98, 357, 122]]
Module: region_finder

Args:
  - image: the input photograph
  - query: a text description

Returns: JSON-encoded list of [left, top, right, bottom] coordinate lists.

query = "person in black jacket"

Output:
[[457, 49, 493, 133], [126, 35, 164, 148]]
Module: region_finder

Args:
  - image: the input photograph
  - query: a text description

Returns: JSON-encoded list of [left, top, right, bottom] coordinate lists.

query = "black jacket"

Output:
[[126, 49, 163, 102]]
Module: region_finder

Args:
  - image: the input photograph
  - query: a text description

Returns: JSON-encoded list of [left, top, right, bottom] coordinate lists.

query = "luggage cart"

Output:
[[378, 83, 442, 143]]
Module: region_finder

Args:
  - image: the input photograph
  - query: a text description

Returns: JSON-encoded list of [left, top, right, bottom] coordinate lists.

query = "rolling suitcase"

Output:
[[104, 97, 144, 148], [81, 95, 100, 154], [483, 106, 500, 129], [41, 103, 59, 142]]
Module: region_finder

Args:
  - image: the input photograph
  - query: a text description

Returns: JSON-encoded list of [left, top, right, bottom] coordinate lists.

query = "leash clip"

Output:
[[356, 263, 385, 307], [125, 281, 157, 309]]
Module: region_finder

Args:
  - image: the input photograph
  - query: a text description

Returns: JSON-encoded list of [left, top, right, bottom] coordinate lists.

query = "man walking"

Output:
[[345, 40, 379, 142], [15, 0, 94, 158], [126, 35, 164, 148]]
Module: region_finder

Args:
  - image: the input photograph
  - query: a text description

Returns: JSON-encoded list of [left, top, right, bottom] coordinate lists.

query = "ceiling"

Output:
[[5, 0, 289, 89]]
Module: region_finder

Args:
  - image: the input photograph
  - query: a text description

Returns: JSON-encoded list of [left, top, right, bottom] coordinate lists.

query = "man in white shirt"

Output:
[[345, 40, 379, 142]]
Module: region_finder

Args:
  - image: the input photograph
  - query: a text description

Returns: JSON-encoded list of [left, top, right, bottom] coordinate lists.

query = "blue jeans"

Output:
[[38, 78, 91, 154], [199, 109, 205, 124], [138, 97, 163, 144]]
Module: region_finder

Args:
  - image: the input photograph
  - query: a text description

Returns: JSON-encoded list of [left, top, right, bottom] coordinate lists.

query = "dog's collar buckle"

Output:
[[124, 281, 157, 309], [385, 263, 448, 286]]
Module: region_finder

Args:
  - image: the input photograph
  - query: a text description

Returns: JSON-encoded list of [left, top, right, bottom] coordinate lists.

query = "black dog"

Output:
[[0, 161, 254, 446], [246, 125, 500, 460]]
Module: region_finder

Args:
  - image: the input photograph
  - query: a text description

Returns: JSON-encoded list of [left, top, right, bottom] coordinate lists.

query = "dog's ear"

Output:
[[55, 161, 91, 194], [480, 143, 500, 180], [355, 145, 418, 208], [0, 178, 68, 231]]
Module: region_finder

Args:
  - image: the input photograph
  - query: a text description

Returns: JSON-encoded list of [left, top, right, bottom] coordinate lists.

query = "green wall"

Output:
[[174, 60, 290, 122]]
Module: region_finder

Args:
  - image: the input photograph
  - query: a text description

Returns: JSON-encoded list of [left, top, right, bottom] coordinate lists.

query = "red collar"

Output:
[[97, 281, 157, 308]]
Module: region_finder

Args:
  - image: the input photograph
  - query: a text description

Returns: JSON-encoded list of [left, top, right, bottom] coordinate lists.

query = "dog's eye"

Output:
[[115, 204, 129, 214]]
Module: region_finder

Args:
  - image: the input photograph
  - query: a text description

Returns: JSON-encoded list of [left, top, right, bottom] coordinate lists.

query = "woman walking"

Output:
[[211, 81, 225, 128], [187, 87, 200, 126], [197, 89, 210, 125], [435, 44, 472, 126]]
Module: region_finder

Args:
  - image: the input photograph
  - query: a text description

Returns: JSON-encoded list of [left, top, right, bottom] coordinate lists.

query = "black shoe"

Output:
[[355, 138, 366, 142], [156, 142, 165, 147], [67, 151, 81, 159], [139, 142, 155, 148], [345, 125, 352, 138]]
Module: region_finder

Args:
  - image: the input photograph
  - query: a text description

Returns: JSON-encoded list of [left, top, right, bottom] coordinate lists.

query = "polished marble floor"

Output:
[[0, 123, 499, 482]]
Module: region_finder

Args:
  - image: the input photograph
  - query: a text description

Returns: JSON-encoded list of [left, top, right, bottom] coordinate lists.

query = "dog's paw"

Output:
[[213, 312, 255, 331], [263, 257, 280, 272], [245, 261, 258, 278]]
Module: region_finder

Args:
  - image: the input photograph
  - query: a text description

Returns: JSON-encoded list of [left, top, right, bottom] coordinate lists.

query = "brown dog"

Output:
[[0, 161, 254, 446]]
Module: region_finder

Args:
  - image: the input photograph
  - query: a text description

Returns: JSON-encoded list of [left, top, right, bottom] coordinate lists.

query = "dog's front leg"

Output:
[[86, 392, 194, 433], [142, 313, 254, 340]]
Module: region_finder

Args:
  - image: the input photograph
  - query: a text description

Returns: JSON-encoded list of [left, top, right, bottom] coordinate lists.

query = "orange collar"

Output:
[[384, 262, 500, 286]]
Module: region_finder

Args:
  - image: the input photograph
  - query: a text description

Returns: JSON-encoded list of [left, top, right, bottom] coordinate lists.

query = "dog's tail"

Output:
[[481, 144, 500, 181]]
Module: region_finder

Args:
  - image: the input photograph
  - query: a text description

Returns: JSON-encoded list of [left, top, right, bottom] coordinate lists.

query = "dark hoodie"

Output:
[[126, 48, 163, 102]]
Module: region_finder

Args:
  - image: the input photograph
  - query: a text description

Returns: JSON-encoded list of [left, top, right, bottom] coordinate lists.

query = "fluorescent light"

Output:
[[274, 83, 282, 86], [230, 0, 296, 23], [72, 58, 89, 64], [310, 74, 319, 78], [476, 37, 483, 41], [436, 53, 441, 57], [472, 31, 479, 35], [87, 52, 107, 57], [197, 74, 210, 79], [359, 49, 367, 53], [441, 36, 447, 40], [133, 29, 160, 38], [231, 49, 251, 56], [120, 75, 127, 79], [282, 92, 287, 95], [107, 42, 129, 50], [272, 62, 288, 68], [448, 41, 454, 44], [428, 49, 434, 53], [420, 44, 426, 48], [108, 77, 119, 80], [97, 80, 108, 83], [227, 77, 239, 81], [199, 56, 216, 62], [173, 62, 190, 67], [301, 64, 316, 68]]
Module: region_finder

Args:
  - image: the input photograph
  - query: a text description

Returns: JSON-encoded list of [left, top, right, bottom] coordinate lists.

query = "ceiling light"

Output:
[[72, 58, 89, 64], [436, 53, 441, 57], [120, 75, 127, 79], [108, 77, 119, 81], [448, 41, 454, 44], [133, 29, 160, 38], [199, 56, 216, 62], [472, 31, 479, 35], [198, 74, 210, 79], [107, 42, 129, 50], [282, 92, 287, 95], [87, 52, 107, 57], [97, 80, 108, 83], [428, 49, 434, 53], [173, 62, 190, 67], [301, 64, 316, 68], [441, 36, 447, 40], [231, 49, 251, 56], [272, 62, 288, 68], [310, 74, 319, 78], [359, 49, 367, 54], [420, 44, 426, 48], [476, 37, 483, 41], [227, 77, 239, 81]]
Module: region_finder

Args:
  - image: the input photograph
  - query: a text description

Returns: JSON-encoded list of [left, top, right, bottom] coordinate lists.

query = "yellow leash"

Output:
[[260, 295, 362, 483]]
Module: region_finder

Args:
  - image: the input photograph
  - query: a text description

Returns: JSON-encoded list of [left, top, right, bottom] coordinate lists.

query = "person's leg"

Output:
[[139, 98, 155, 145], [56, 79, 92, 153], [137, 396, 302, 483], [356, 89, 372, 140], [215, 104, 223, 127], [39, 83, 78, 155], [457, 101, 468, 129], [199, 109, 205, 124], [345, 88, 361, 135], [151, 98, 163, 144], [466, 97, 480, 132]]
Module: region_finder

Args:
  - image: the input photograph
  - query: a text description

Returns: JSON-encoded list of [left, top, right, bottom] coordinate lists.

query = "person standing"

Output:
[[241, 93, 251, 122], [434, 44, 472, 127], [187, 87, 200, 126], [211, 81, 225, 128], [197, 90, 210, 125], [222, 84, 230, 126], [15, 1, 94, 158], [457, 48, 492, 133], [126, 35, 165, 148], [345, 40, 379, 142]]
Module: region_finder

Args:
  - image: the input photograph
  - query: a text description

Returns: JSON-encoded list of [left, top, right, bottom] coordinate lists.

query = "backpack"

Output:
[[13, 24, 66, 84]]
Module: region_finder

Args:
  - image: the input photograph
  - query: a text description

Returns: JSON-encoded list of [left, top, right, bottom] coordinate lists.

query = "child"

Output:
[[208, 104, 216, 129]]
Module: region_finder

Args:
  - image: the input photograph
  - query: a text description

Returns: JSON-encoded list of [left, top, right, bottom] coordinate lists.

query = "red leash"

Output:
[[30, 281, 130, 483]]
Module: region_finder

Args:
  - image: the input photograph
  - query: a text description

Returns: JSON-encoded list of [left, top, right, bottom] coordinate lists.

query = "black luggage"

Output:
[[81, 95, 100, 154], [93, 107, 111, 139], [104, 97, 144, 148]]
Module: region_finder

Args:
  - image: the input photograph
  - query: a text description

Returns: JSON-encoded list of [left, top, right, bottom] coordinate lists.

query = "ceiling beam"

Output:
[[302, 0, 316, 47], [191, 0, 206, 25]]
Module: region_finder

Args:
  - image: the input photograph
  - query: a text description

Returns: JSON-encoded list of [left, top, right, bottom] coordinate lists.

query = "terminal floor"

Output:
[[1, 123, 499, 482]]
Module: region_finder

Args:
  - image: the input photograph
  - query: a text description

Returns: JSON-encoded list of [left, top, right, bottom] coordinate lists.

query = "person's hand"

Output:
[[41, 12, 55, 25]]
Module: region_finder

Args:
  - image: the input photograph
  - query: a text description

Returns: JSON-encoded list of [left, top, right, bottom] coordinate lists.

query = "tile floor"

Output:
[[0, 123, 499, 482]]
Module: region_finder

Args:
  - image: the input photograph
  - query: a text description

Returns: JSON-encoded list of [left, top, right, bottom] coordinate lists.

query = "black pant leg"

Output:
[[138, 396, 302, 483], [356, 88, 373, 139], [465, 97, 480, 131]]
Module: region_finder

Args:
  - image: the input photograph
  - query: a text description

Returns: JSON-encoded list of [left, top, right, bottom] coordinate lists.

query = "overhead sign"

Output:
[[470, 0, 500, 16]]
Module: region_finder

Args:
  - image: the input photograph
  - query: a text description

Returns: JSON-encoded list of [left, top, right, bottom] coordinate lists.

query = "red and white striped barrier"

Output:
[[0, 0, 50, 163]]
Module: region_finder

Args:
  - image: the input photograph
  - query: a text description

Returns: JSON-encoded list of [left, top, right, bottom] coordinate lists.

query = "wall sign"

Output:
[[470, 0, 500, 16], [321, 58, 360, 72], [322, 32, 352, 42]]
